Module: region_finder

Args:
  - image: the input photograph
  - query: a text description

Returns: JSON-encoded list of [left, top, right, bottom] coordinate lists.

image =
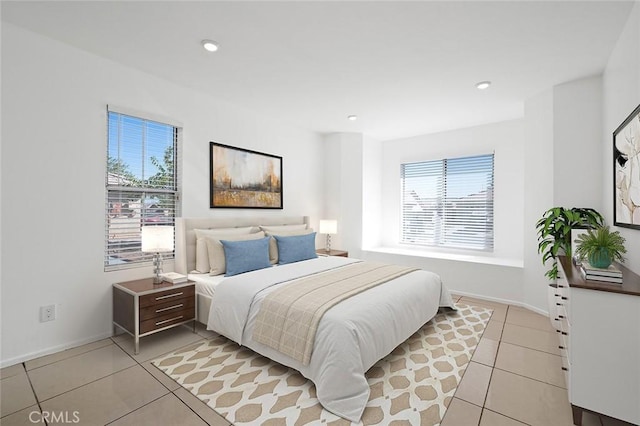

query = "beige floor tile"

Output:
[[482, 320, 504, 341], [0, 371, 38, 418], [450, 293, 463, 302], [506, 308, 555, 332], [471, 338, 500, 367], [0, 405, 45, 425], [173, 388, 231, 426], [141, 360, 181, 391], [480, 409, 527, 425], [455, 362, 492, 406], [25, 339, 113, 371], [440, 397, 482, 426], [485, 369, 573, 426], [0, 364, 25, 380], [194, 322, 219, 339], [459, 298, 507, 322], [495, 342, 565, 388], [28, 344, 135, 401], [40, 365, 168, 425], [112, 325, 204, 362], [109, 393, 207, 426], [459, 296, 509, 311], [501, 323, 561, 355]]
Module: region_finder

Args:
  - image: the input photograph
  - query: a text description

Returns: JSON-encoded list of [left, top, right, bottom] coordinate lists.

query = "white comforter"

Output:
[[208, 256, 454, 422]]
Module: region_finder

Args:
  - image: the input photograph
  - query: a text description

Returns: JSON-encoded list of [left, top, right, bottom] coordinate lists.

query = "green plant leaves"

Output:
[[535, 207, 604, 281], [575, 226, 626, 263]]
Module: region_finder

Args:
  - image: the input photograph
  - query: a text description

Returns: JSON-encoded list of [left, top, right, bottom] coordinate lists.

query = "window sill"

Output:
[[365, 246, 524, 268]]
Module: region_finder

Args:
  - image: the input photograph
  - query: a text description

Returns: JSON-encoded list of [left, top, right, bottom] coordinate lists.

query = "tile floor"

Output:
[[0, 296, 627, 425]]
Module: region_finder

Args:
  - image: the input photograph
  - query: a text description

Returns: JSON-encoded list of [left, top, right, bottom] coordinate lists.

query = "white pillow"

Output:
[[205, 231, 266, 275], [259, 224, 307, 233], [193, 227, 254, 273], [265, 228, 314, 264]]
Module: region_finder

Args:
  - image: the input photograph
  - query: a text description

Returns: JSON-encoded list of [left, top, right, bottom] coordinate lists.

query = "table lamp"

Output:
[[319, 219, 337, 253], [141, 225, 174, 284]]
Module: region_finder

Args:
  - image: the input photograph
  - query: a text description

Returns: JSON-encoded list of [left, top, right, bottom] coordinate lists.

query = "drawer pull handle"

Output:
[[555, 293, 561, 297], [556, 303, 563, 306], [558, 315, 565, 319], [156, 304, 183, 313], [559, 345, 565, 350], [561, 296, 568, 300], [558, 285, 565, 288], [561, 367, 568, 371], [156, 292, 183, 301], [561, 332, 568, 335], [155, 316, 183, 326]]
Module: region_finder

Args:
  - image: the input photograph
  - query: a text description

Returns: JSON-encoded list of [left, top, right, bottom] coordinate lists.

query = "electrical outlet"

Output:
[[40, 305, 56, 322]]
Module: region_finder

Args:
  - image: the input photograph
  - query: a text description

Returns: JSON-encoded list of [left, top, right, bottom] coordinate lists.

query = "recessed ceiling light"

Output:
[[347, 115, 358, 121], [476, 81, 491, 90], [201, 40, 219, 52]]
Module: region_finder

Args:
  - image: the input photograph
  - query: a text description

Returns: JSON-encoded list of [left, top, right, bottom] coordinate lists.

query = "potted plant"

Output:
[[536, 207, 604, 280], [574, 226, 626, 268]]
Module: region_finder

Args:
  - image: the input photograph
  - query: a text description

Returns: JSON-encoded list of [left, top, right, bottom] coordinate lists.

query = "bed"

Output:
[[175, 216, 454, 422]]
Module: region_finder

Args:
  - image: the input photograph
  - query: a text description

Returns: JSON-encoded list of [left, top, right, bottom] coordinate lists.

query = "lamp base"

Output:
[[325, 235, 332, 253], [152, 252, 164, 284]]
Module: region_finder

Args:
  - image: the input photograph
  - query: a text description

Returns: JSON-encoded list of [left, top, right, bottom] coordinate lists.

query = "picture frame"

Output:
[[209, 142, 283, 209], [613, 102, 640, 230]]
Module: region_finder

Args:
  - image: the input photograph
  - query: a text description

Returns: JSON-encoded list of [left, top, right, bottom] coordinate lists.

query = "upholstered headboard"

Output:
[[175, 216, 310, 274]]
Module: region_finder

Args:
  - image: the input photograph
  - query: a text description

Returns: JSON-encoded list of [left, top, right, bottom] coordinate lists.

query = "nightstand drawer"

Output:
[[140, 306, 195, 334], [139, 296, 195, 321], [140, 286, 195, 308]]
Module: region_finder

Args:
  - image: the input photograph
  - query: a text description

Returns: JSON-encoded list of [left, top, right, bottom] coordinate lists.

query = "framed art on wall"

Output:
[[209, 142, 283, 209], [613, 102, 640, 230]]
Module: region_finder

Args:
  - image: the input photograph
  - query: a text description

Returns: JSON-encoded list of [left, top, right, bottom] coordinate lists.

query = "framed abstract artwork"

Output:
[[209, 142, 283, 209], [613, 103, 640, 230]]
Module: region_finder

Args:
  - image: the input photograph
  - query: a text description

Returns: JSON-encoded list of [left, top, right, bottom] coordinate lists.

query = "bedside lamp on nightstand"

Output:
[[319, 219, 337, 253], [141, 225, 174, 284]]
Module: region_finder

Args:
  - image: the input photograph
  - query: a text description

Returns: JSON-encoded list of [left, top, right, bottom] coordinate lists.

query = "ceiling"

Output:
[[2, 1, 635, 141]]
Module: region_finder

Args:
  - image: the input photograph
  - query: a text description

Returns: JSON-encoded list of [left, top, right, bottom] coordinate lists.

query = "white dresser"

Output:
[[554, 256, 640, 425]]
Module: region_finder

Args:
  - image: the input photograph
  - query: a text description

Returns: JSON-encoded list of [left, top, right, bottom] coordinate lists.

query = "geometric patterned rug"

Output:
[[152, 303, 492, 426]]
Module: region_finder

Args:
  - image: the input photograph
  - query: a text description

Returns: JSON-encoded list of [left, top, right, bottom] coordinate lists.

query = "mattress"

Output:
[[187, 273, 227, 297]]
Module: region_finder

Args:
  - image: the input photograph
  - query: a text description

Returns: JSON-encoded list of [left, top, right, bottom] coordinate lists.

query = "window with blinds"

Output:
[[105, 110, 180, 270], [401, 154, 494, 251]]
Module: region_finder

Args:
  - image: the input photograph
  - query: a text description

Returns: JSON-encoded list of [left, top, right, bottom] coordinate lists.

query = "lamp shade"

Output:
[[319, 220, 338, 235], [141, 226, 174, 253]]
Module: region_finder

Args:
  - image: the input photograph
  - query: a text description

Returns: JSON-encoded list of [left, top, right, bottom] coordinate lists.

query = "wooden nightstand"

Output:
[[113, 278, 196, 354], [316, 249, 348, 257]]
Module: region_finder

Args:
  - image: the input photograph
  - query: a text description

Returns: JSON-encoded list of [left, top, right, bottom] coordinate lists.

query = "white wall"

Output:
[[322, 133, 365, 257], [379, 119, 525, 262], [522, 89, 555, 312], [603, 1, 640, 275], [328, 75, 607, 313], [362, 135, 382, 249], [553, 76, 604, 209], [321, 121, 528, 307], [0, 23, 324, 366]]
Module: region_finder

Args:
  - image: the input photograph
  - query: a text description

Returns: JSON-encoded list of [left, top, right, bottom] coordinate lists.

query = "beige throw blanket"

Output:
[[252, 261, 419, 365]]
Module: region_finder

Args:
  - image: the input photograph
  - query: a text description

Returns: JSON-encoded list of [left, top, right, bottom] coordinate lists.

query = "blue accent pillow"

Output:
[[274, 232, 318, 265], [220, 237, 271, 276]]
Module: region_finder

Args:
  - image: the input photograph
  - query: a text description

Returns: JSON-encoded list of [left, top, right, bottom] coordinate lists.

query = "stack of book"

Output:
[[580, 262, 623, 284], [159, 272, 188, 284]]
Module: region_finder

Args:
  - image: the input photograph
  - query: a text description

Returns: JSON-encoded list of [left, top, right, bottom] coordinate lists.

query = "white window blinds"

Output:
[[105, 110, 180, 270], [401, 154, 494, 251]]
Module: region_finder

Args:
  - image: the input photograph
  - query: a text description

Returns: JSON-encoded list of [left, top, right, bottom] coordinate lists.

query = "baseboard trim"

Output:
[[0, 331, 114, 369], [451, 290, 548, 317]]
